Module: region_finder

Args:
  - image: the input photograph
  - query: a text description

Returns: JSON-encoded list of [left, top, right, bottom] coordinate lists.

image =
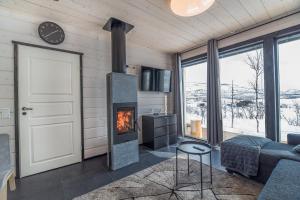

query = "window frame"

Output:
[[219, 42, 265, 137], [182, 55, 207, 140], [275, 32, 300, 142], [181, 24, 300, 142]]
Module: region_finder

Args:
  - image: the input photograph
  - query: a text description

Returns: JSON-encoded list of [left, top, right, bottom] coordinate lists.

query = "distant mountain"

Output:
[[185, 82, 300, 101], [280, 89, 300, 99]]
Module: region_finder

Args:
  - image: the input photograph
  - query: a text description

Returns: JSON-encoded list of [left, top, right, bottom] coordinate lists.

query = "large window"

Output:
[[181, 25, 300, 142], [183, 62, 207, 140], [220, 45, 265, 140], [278, 35, 300, 142]]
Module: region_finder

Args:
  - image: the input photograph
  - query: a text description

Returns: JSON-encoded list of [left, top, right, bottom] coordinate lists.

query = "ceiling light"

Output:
[[170, 0, 215, 17]]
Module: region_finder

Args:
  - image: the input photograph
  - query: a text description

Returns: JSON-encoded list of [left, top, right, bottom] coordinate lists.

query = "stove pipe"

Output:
[[103, 18, 134, 73]]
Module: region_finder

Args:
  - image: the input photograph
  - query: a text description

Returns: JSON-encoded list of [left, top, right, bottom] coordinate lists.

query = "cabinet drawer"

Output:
[[154, 124, 177, 137], [154, 126, 167, 137], [154, 116, 177, 128], [154, 117, 168, 128], [154, 135, 167, 149]]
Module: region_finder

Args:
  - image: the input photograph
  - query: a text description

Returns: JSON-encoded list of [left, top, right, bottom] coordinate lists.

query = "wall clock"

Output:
[[38, 21, 65, 45]]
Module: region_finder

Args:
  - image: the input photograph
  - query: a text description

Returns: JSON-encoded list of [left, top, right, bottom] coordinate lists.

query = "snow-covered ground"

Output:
[[184, 85, 300, 142], [185, 106, 300, 142]]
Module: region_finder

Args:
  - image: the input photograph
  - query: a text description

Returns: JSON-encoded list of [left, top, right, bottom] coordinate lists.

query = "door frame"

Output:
[[12, 41, 84, 178]]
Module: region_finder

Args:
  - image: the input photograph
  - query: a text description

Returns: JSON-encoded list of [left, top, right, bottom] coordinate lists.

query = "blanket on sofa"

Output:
[[221, 135, 272, 176]]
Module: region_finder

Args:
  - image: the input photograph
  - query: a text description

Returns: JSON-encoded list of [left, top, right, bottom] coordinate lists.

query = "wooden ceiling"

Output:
[[1, 0, 300, 53]]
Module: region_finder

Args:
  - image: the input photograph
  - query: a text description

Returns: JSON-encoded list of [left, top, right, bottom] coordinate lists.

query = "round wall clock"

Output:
[[38, 21, 65, 45]]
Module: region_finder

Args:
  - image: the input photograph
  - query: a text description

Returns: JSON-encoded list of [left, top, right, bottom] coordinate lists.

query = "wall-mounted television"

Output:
[[140, 66, 172, 93]]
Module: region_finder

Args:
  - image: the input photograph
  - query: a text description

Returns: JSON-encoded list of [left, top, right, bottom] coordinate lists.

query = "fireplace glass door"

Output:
[[112, 102, 137, 144], [116, 107, 135, 134]]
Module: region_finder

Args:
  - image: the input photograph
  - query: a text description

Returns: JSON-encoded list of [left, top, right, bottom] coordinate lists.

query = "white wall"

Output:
[[181, 12, 300, 60], [0, 6, 173, 168]]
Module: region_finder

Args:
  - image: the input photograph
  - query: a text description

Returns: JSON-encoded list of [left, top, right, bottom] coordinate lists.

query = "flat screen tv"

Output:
[[140, 66, 156, 91], [140, 66, 171, 93], [157, 69, 172, 93]]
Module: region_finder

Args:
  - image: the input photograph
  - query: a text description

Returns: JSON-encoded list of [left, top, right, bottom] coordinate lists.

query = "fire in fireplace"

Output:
[[112, 102, 137, 144], [117, 107, 135, 134]]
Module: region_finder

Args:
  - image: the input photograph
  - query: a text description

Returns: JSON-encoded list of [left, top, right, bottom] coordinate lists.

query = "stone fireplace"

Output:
[[104, 18, 139, 170]]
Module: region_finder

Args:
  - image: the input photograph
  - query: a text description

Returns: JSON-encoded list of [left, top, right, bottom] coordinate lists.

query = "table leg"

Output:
[[176, 148, 178, 186], [200, 155, 203, 198], [187, 153, 190, 176], [210, 152, 212, 186]]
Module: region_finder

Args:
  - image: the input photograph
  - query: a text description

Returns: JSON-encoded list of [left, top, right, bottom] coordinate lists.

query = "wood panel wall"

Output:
[[0, 6, 173, 168]]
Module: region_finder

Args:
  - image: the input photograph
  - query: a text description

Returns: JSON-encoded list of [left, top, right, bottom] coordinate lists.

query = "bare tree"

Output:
[[282, 112, 298, 126], [294, 102, 300, 126], [199, 103, 206, 124], [245, 50, 264, 132], [223, 101, 227, 118], [236, 100, 253, 119], [246, 105, 255, 119]]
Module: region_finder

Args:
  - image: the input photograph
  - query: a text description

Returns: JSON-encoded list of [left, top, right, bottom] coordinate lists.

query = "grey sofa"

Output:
[[251, 134, 300, 183], [221, 134, 300, 200], [221, 134, 300, 183], [257, 159, 300, 200], [0, 134, 16, 200]]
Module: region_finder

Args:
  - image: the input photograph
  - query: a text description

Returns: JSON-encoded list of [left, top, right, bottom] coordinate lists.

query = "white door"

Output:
[[18, 45, 82, 177]]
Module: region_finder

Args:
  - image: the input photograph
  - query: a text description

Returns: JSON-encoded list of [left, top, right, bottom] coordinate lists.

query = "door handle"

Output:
[[22, 107, 33, 111]]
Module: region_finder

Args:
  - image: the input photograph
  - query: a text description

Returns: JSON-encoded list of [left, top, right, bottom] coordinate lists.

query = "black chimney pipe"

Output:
[[103, 18, 134, 73]]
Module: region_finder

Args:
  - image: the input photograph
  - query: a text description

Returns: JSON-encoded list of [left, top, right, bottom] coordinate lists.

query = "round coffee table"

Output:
[[175, 141, 212, 198]]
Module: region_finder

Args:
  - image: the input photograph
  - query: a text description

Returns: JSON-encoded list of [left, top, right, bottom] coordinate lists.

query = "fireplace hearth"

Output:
[[104, 18, 139, 170]]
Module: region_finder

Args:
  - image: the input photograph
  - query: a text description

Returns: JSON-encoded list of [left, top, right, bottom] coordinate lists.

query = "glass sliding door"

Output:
[[183, 62, 207, 140], [277, 35, 300, 143], [219, 44, 265, 140]]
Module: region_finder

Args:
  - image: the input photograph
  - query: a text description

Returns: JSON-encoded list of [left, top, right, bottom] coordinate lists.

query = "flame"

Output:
[[117, 110, 133, 133]]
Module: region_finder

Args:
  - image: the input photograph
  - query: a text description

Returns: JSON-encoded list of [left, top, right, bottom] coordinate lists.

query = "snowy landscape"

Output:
[[184, 82, 300, 142]]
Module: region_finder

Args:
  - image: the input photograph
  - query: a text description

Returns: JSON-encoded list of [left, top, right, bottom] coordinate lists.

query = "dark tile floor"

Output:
[[8, 143, 223, 200]]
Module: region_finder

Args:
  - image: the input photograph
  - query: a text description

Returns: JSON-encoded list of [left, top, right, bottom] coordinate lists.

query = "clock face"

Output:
[[38, 22, 65, 45]]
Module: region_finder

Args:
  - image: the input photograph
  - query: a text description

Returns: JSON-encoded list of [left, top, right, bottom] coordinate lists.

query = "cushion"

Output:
[[287, 134, 300, 145], [261, 142, 300, 164], [294, 144, 300, 153]]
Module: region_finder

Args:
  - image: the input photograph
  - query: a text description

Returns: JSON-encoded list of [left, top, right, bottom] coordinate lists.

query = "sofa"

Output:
[[221, 134, 300, 183], [0, 134, 16, 200], [251, 134, 300, 183], [221, 134, 300, 200], [258, 159, 300, 200]]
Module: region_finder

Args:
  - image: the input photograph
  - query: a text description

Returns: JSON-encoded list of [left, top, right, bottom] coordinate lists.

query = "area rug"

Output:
[[74, 157, 263, 200]]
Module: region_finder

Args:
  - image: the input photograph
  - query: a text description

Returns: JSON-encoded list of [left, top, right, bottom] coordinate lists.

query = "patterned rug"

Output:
[[74, 157, 263, 200]]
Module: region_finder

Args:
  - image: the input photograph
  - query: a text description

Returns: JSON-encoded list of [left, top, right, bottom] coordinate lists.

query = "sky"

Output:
[[278, 39, 300, 91], [183, 49, 264, 89], [183, 38, 300, 92]]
